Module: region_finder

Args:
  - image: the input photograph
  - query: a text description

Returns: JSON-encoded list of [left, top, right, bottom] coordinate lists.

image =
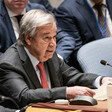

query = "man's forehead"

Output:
[[37, 24, 57, 34], [42, 32, 51, 36]]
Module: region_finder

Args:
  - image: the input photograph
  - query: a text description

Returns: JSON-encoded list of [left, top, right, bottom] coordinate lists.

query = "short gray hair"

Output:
[[17, 9, 55, 45]]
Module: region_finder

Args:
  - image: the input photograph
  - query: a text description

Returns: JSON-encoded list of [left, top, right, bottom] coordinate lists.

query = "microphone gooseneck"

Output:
[[0, 95, 19, 109]]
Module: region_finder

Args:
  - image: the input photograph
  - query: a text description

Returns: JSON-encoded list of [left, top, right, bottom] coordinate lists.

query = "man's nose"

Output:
[[49, 38, 56, 46]]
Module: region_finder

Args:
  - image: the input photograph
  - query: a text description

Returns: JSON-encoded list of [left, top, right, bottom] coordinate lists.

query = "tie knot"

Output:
[[37, 62, 45, 72], [94, 4, 103, 11], [37, 62, 43, 68], [15, 15, 23, 25]]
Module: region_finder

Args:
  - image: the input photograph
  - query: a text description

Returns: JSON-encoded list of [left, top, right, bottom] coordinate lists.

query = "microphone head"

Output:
[[100, 60, 107, 66]]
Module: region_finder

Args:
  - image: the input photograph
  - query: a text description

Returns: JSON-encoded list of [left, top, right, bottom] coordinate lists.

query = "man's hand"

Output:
[[66, 86, 95, 99], [101, 77, 112, 85]]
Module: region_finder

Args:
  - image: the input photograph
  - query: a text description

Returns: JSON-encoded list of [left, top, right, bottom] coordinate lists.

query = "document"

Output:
[[94, 82, 109, 100]]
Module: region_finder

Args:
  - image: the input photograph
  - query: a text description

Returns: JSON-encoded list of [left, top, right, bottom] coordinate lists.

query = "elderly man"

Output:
[[0, 9, 111, 108], [55, 0, 112, 70], [0, 0, 45, 55]]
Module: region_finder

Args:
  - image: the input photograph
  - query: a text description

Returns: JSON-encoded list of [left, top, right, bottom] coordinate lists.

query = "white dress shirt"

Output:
[[5, 7, 26, 39]]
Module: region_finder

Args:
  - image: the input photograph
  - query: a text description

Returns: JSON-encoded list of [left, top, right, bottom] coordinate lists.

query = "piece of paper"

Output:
[[93, 82, 109, 100]]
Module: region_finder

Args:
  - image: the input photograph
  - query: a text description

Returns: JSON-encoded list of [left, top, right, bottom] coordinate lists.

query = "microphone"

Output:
[[100, 60, 112, 67]]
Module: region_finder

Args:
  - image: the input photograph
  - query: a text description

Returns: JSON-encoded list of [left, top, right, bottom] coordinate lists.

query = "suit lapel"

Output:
[[1, 1, 16, 43], [4, 15, 16, 43], [17, 44, 42, 88], [46, 58, 61, 88], [76, 0, 102, 39], [107, 0, 112, 20]]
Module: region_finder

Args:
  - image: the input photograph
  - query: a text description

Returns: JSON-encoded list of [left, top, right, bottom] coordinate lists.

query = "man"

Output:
[[0, 0, 45, 55], [55, 0, 112, 70], [0, 9, 111, 108], [29, 0, 56, 13]]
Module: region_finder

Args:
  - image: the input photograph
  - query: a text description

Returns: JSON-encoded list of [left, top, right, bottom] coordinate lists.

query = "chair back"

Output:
[[77, 37, 112, 77]]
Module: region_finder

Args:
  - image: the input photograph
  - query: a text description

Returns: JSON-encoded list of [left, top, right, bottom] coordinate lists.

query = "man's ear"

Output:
[[25, 34, 32, 45]]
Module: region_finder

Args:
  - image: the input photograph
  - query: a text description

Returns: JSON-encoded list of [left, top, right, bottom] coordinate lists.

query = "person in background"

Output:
[[0, 9, 112, 108], [29, 0, 56, 13], [55, 0, 112, 70], [0, 0, 46, 55]]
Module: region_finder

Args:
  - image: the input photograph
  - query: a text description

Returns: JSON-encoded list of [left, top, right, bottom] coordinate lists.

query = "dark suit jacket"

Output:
[[0, 43, 99, 108], [0, 106, 16, 112], [29, 0, 56, 13], [0, 0, 45, 55], [55, 0, 112, 68]]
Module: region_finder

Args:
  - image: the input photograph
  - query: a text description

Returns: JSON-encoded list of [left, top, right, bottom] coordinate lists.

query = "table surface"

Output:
[[26, 100, 107, 112]]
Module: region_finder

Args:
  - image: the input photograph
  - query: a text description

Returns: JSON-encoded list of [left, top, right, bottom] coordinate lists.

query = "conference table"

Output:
[[26, 100, 108, 112]]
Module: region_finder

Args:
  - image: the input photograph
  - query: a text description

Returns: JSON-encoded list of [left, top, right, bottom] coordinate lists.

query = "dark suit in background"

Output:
[[0, 43, 98, 108], [0, 0, 45, 55], [55, 0, 112, 70], [29, 0, 56, 13]]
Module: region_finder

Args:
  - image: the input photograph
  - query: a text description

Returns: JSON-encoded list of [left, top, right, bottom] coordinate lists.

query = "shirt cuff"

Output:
[[93, 76, 102, 88], [16, 110, 20, 112]]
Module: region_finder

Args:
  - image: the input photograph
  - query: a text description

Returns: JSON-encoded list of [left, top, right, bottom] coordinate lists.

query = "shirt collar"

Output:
[[87, 0, 106, 8], [24, 47, 39, 71], [5, 6, 26, 18]]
